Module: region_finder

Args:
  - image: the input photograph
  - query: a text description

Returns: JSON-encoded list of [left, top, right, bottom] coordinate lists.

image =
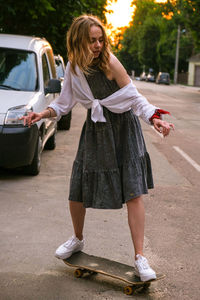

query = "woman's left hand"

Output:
[[152, 119, 175, 137]]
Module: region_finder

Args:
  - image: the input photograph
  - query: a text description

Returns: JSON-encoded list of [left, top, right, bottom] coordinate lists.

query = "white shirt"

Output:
[[49, 62, 159, 124]]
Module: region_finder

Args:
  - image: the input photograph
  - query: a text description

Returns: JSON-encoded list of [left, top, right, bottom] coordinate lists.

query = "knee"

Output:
[[126, 195, 143, 207]]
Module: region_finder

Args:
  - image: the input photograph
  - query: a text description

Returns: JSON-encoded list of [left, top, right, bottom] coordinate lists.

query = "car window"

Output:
[[55, 59, 65, 78], [42, 53, 50, 88], [0, 48, 38, 91], [46, 49, 56, 79]]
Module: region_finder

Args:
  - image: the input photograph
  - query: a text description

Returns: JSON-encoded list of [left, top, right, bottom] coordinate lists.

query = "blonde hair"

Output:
[[67, 15, 110, 75]]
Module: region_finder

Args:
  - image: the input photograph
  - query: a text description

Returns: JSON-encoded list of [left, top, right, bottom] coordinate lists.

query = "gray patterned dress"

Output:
[[69, 67, 154, 209]]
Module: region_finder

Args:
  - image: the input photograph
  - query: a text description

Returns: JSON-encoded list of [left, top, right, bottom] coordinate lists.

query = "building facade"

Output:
[[188, 53, 200, 86]]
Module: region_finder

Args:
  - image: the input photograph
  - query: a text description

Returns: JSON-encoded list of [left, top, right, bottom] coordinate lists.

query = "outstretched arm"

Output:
[[20, 62, 76, 127], [20, 107, 56, 127], [109, 54, 174, 137]]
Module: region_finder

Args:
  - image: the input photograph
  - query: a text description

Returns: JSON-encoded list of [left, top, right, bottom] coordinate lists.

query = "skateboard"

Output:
[[63, 251, 165, 295]]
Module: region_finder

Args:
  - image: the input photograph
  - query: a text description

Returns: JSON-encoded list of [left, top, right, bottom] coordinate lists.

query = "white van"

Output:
[[0, 34, 61, 175]]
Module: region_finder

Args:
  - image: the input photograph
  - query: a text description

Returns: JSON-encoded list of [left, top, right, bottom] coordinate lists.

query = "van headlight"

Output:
[[4, 105, 33, 125]]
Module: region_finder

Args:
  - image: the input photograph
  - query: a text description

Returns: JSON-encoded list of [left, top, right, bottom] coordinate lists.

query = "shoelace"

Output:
[[137, 257, 150, 270], [63, 237, 76, 248]]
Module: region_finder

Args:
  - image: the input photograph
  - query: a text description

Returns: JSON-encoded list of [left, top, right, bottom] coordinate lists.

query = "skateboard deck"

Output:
[[63, 251, 165, 295]]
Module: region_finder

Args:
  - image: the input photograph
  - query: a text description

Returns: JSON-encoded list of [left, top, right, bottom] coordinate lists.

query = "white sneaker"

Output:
[[55, 236, 84, 259], [134, 254, 157, 282]]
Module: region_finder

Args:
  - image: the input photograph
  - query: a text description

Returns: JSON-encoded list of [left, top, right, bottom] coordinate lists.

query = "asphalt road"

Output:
[[0, 81, 199, 300]]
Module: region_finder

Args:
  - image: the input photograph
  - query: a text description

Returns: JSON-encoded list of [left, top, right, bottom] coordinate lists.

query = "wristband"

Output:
[[149, 109, 170, 123]]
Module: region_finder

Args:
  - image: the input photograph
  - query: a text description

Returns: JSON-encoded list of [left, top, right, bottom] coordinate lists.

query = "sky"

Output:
[[105, 0, 135, 29], [105, 0, 167, 32]]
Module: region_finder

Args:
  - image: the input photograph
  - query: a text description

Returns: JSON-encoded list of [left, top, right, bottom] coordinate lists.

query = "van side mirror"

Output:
[[45, 79, 61, 94]]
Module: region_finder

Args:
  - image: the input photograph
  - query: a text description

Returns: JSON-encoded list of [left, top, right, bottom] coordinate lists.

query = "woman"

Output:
[[22, 15, 174, 282]]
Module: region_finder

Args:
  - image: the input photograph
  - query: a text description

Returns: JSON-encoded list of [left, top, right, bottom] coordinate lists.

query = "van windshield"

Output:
[[0, 48, 38, 91]]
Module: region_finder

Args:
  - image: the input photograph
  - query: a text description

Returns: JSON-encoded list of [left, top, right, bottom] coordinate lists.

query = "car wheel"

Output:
[[57, 111, 71, 130], [24, 136, 42, 176], [44, 131, 56, 150]]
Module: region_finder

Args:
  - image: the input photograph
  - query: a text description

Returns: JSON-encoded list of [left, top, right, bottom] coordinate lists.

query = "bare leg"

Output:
[[69, 201, 86, 240], [126, 196, 145, 259]]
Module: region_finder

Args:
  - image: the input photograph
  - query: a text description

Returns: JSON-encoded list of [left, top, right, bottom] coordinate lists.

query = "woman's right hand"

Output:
[[20, 112, 42, 127]]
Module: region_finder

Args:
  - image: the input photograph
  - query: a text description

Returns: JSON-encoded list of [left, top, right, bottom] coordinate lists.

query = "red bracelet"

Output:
[[149, 109, 170, 123]]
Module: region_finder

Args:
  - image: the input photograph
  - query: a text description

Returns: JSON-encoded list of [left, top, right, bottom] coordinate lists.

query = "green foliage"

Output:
[[116, 0, 197, 77], [1, 0, 198, 77], [182, 0, 200, 52], [0, 0, 107, 61], [138, 17, 161, 72], [117, 27, 142, 75], [156, 23, 177, 74], [117, 0, 161, 75]]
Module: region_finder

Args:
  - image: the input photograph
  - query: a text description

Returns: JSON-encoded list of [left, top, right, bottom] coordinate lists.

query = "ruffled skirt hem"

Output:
[[69, 152, 154, 209]]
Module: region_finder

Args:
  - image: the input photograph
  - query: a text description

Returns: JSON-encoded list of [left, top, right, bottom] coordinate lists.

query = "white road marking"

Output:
[[150, 126, 200, 173], [173, 146, 200, 172]]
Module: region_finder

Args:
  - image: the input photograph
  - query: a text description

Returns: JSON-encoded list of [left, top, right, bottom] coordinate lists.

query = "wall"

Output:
[[188, 61, 200, 86]]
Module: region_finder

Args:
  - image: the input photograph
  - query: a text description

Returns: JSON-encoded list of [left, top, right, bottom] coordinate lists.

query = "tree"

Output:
[[116, 0, 195, 77], [116, 26, 142, 75], [117, 0, 163, 75], [138, 17, 161, 73], [0, 0, 107, 61], [182, 0, 200, 52], [160, 0, 197, 73]]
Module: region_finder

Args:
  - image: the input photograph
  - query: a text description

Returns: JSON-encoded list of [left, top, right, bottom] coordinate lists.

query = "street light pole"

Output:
[[174, 24, 181, 84], [174, 0, 182, 84]]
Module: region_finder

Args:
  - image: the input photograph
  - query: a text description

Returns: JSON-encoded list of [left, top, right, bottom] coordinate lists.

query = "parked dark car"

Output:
[[146, 72, 155, 82], [156, 72, 170, 85]]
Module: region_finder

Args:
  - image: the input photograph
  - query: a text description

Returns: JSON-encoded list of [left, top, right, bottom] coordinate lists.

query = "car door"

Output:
[[41, 52, 56, 136]]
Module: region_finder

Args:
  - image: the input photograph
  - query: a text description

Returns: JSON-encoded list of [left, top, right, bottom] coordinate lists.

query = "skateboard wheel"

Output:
[[124, 286, 133, 295], [74, 269, 84, 278]]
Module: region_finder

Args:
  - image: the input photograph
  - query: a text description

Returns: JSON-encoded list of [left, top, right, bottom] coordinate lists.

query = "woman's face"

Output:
[[89, 25, 104, 58]]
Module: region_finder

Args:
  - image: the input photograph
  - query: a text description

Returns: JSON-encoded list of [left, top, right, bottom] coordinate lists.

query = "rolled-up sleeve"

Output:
[[131, 86, 159, 124], [48, 62, 77, 120]]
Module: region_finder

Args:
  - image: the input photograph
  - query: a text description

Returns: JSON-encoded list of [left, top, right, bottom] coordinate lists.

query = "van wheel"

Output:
[[44, 131, 56, 150], [57, 112, 71, 130], [24, 136, 42, 175]]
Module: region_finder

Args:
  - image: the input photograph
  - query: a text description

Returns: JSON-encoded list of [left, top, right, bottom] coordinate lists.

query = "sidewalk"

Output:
[[176, 83, 200, 92]]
